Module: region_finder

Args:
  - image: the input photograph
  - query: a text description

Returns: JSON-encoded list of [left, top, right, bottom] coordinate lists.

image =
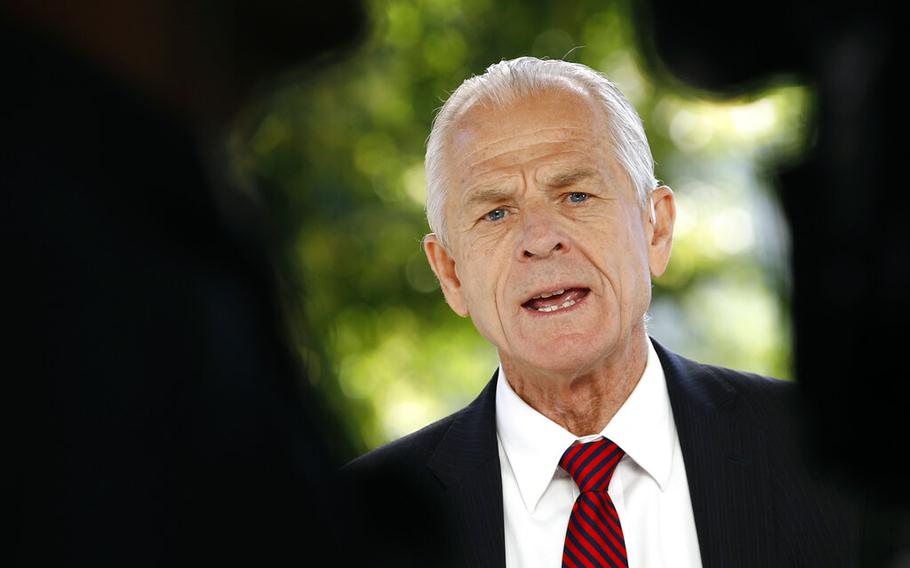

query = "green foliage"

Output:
[[232, 0, 809, 452]]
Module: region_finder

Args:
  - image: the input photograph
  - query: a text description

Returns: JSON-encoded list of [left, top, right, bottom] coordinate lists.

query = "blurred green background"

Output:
[[230, 0, 810, 452]]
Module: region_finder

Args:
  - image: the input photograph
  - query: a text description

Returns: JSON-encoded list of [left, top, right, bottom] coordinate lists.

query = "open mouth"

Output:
[[521, 287, 591, 313]]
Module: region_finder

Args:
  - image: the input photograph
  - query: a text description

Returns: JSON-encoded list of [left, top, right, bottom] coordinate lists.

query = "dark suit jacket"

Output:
[[343, 338, 865, 567]]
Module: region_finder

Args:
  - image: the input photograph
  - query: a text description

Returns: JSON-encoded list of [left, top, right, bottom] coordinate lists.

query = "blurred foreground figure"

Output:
[[2, 1, 363, 565], [344, 57, 864, 567], [634, 2, 906, 565]]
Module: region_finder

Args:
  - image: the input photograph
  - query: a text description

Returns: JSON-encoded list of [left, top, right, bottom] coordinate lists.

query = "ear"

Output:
[[423, 234, 469, 317], [646, 185, 676, 278]]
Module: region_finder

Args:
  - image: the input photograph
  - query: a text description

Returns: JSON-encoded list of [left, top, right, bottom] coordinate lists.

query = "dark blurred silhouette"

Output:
[[2, 1, 365, 565], [634, 2, 906, 565]]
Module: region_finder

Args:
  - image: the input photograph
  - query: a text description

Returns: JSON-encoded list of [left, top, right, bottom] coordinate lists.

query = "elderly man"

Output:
[[344, 58, 862, 568]]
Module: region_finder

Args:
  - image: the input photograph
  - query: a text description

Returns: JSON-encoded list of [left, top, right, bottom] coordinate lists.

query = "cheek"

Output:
[[587, 226, 648, 295], [456, 251, 495, 306], [458, 253, 512, 331], [617, 234, 653, 309], [467, 226, 511, 257]]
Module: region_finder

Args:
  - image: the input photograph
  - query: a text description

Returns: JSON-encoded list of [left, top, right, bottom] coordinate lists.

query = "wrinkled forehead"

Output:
[[449, 81, 603, 145], [443, 86, 614, 189]]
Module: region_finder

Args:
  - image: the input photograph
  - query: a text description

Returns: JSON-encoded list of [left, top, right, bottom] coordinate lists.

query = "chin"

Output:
[[511, 344, 606, 378]]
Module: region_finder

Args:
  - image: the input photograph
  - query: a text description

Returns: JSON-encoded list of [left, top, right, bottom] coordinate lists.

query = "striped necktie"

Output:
[[559, 438, 628, 567]]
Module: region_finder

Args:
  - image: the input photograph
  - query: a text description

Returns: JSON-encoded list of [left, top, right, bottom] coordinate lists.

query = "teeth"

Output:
[[535, 299, 576, 313], [532, 288, 565, 300]]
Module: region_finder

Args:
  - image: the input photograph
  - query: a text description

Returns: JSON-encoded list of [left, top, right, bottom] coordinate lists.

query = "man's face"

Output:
[[425, 87, 675, 377]]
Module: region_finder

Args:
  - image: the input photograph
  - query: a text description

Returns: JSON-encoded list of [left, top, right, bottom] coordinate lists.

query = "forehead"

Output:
[[445, 88, 612, 192], [450, 86, 605, 158]]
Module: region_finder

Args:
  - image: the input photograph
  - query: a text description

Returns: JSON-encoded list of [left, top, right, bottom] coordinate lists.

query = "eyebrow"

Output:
[[463, 186, 515, 210], [461, 169, 599, 210]]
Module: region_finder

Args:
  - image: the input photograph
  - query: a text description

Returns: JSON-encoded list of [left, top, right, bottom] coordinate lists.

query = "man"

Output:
[[344, 57, 863, 567]]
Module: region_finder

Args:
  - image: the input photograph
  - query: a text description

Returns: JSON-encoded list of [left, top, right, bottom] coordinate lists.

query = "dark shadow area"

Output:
[[2, 1, 365, 565], [634, 2, 907, 565]]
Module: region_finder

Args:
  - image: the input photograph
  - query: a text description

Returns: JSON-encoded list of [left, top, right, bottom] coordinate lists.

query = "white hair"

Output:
[[425, 57, 658, 247]]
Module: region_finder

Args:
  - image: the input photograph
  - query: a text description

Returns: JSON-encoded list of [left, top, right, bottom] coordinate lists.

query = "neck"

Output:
[[501, 327, 649, 436]]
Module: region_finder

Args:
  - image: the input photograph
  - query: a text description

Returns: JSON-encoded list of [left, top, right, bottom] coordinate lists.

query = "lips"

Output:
[[522, 287, 591, 313]]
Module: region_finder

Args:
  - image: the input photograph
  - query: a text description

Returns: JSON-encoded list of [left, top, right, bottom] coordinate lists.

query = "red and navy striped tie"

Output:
[[559, 438, 628, 568]]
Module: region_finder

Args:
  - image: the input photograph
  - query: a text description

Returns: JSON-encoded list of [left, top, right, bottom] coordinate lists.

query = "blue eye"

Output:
[[485, 208, 507, 222], [568, 192, 589, 203]]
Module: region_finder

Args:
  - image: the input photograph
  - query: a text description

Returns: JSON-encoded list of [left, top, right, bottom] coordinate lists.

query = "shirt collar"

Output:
[[495, 337, 675, 514], [603, 338, 674, 493]]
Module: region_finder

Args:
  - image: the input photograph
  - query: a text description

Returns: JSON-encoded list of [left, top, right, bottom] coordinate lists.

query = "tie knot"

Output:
[[559, 438, 624, 493]]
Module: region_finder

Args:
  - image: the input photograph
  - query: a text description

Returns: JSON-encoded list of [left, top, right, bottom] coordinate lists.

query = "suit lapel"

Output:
[[653, 338, 775, 568], [424, 342, 776, 567], [427, 372, 506, 568]]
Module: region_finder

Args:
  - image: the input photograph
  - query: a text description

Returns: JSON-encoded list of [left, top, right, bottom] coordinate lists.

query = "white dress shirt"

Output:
[[496, 338, 703, 567]]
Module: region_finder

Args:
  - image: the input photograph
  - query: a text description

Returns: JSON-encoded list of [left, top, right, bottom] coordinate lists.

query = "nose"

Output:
[[516, 208, 569, 261]]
